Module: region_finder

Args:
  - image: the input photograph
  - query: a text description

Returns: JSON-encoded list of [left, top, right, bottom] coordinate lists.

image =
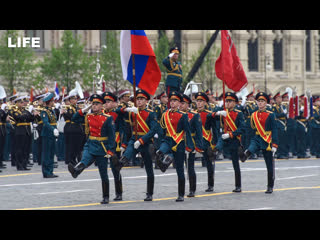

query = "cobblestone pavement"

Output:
[[1, 157, 320, 210]]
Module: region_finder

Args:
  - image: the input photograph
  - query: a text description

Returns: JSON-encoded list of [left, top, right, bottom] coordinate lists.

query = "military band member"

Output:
[[242, 92, 258, 157], [211, 92, 245, 192], [310, 96, 320, 158], [295, 94, 309, 158], [11, 96, 35, 171], [0, 96, 8, 171], [7, 94, 18, 167], [68, 94, 116, 204], [163, 47, 183, 98], [272, 92, 288, 159], [40, 93, 59, 178], [117, 89, 158, 201], [157, 91, 194, 202], [61, 93, 83, 166], [102, 92, 125, 201], [153, 91, 168, 168], [194, 92, 218, 192], [179, 94, 204, 197], [241, 92, 278, 193]]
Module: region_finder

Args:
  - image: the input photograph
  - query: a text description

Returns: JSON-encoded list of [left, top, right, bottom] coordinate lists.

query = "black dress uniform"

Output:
[[62, 103, 83, 165], [0, 106, 7, 170], [11, 98, 35, 170]]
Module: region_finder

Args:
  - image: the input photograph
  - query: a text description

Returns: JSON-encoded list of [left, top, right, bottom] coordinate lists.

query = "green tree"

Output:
[[154, 32, 170, 84], [37, 30, 95, 92], [0, 30, 36, 94]]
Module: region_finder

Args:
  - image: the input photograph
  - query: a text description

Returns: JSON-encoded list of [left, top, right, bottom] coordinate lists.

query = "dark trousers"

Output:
[[14, 134, 30, 169], [41, 136, 55, 177], [296, 122, 307, 157], [0, 133, 5, 166], [65, 133, 82, 165]]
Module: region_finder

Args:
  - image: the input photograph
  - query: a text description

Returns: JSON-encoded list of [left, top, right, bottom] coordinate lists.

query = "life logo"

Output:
[[8, 37, 41, 48]]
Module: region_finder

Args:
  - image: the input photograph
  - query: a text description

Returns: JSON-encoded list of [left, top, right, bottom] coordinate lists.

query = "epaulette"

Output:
[[266, 110, 273, 114], [235, 109, 242, 112], [190, 110, 198, 114]]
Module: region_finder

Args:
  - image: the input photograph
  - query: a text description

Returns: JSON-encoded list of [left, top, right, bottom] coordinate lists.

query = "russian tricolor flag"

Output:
[[120, 30, 161, 95], [54, 81, 59, 100]]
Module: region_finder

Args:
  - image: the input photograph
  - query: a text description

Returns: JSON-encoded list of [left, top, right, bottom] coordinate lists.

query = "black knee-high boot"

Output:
[[101, 180, 110, 204]]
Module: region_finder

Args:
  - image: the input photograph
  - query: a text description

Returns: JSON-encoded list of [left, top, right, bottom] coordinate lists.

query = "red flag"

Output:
[[30, 87, 34, 102], [215, 30, 248, 92]]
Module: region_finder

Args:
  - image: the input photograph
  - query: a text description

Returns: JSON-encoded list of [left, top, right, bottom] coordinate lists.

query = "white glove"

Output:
[[221, 133, 230, 140], [241, 97, 247, 106], [300, 106, 304, 111], [283, 108, 287, 114], [218, 101, 224, 107], [169, 53, 175, 58], [82, 104, 92, 113], [33, 123, 38, 128], [1, 103, 7, 110], [154, 133, 158, 139], [134, 140, 141, 149], [272, 147, 277, 157], [126, 106, 138, 114], [53, 129, 59, 137], [216, 110, 227, 117], [105, 154, 112, 158], [28, 105, 34, 113]]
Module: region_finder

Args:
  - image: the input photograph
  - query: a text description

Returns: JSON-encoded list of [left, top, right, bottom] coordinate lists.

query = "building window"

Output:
[[306, 30, 311, 72], [273, 30, 283, 71], [24, 30, 44, 49], [248, 30, 259, 71], [100, 30, 107, 46]]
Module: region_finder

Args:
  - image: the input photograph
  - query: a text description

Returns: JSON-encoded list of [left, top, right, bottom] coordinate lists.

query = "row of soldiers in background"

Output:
[[1, 86, 320, 174], [0, 88, 139, 175]]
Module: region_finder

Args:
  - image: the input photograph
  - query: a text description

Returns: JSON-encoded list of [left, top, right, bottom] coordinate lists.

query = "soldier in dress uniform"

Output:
[[7, 94, 18, 167], [241, 92, 278, 193], [179, 94, 204, 197], [116, 89, 158, 201], [156, 91, 194, 201], [162, 47, 183, 98], [0, 95, 8, 171], [242, 92, 258, 159], [61, 92, 83, 166], [193, 92, 219, 192], [210, 92, 245, 192], [11, 96, 36, 171], [272, 92, 288, 159], [310, 96, 320, 158], [153, 91, 168, 168], [68, 94, 116, 204], [101, 92, 126, 201], [295, 94, 309, 158], [40, 93, 59, 178]]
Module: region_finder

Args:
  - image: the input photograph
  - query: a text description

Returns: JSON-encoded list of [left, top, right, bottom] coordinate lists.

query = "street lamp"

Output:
[[265, 53, 272, 93]]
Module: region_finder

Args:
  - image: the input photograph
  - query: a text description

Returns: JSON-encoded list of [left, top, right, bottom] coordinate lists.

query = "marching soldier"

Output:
[[156, 91, 194, 201], [68, 94, 116, 204], [179, 94, 204, 197], [210, 92, 245, 192], [11, 96, 36, 171], [241, 92, 278, 193], [61, 93, 83, 166], [194, 92, 218, 192], [40, 93, 59, 178], [272, 92, 288, 159], [117, 89, 158, 201], [102, 92, 126, 201], [162, 47, 183, 97]]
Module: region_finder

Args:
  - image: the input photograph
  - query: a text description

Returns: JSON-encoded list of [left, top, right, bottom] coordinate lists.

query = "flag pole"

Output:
[[132, 53, 138, 141], [221, 30, 227, 134]]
